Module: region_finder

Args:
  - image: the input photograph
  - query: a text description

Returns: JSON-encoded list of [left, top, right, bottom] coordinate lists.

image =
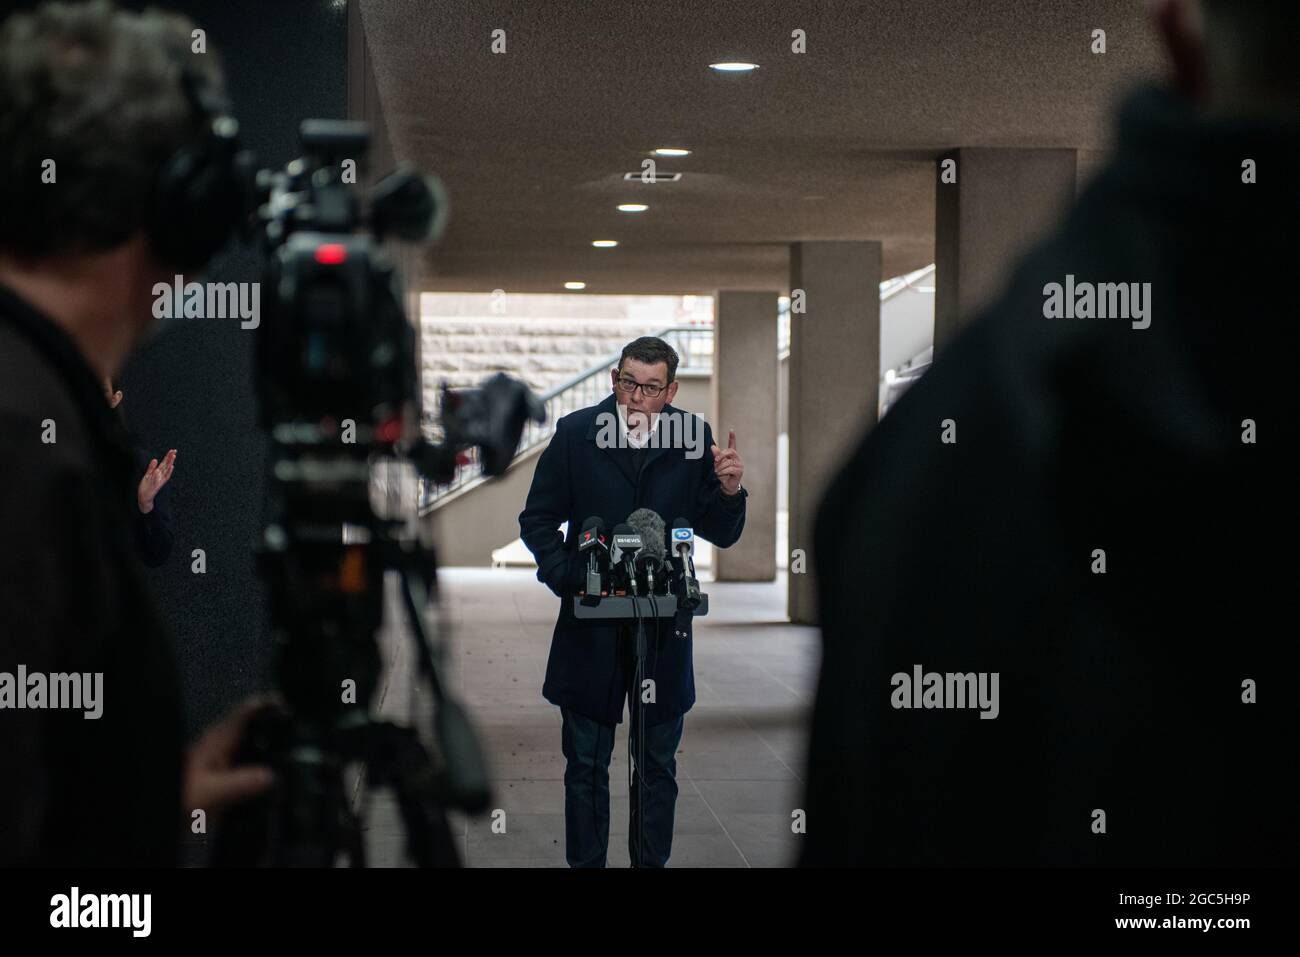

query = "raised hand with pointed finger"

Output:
[[710, 428, 744, 496]]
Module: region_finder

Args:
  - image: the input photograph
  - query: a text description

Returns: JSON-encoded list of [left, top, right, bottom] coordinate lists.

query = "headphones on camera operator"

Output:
[[145, 64, 250, 272]]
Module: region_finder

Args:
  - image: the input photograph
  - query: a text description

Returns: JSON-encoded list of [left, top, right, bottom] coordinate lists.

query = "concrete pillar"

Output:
[[787, 242, 882, 625], [712, 291, 779, 582], [934, 148, 1077, 348]]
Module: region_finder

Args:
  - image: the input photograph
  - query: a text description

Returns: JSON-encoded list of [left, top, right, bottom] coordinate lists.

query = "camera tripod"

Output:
[[213, 524, 491, 868]]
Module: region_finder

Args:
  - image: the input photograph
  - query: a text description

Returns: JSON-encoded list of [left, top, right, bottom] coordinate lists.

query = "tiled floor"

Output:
[[363, 567, 819, 867]]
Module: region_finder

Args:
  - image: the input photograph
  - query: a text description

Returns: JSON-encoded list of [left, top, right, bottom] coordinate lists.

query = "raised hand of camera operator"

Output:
[[137, 448, 176, 515], [181, 695, 280, 826], [710, 429, 744, 496]]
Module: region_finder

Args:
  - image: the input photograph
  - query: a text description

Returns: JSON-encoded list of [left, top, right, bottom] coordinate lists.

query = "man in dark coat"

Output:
[[520, 335, 747, 866], [106, 380, 178, 568], [802, 0, 1299, 866]]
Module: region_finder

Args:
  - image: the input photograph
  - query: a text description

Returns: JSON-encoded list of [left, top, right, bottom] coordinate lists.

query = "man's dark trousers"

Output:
[[559, 438, 685, 867], [561, 701, 685, 868]]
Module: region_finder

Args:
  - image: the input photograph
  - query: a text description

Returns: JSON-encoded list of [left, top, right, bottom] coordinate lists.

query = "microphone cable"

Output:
[[649, 578, 662, 687], [628, 580, 649, 864]]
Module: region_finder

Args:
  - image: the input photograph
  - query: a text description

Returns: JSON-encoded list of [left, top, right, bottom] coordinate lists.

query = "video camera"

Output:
[[212, 120, 543, 867]]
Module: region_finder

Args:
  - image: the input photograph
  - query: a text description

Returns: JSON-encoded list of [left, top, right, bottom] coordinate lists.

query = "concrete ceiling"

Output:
[[358, 0, 1166, 295]]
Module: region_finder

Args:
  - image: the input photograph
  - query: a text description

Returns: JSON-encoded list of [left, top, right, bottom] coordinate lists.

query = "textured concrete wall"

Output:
[[713, 291, 778, 582], [119, 0, 348, 736], [787, 242, 882, 625], [419, 317, 672, 403], [934, 148, 1077, 348], [671, 374, 712, 422], [430, 444, 546, 567]]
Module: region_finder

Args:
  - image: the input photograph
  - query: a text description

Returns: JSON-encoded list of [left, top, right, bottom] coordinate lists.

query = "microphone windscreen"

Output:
[[610, 523, 640, 566], [579, 515, 606, 552], [670, 517, 694, 557], [626, 508, 666, 562]]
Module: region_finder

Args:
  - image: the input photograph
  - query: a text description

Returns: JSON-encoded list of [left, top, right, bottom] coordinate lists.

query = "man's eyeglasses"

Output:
[[615, 376, 665, 398]]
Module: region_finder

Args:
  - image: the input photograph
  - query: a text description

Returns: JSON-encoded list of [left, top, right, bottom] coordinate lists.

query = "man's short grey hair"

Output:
[[0, 0, 225, 260]]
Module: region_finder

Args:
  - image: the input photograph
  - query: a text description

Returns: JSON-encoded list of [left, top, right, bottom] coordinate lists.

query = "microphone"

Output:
[[609, 523, 642, 595], [627, 508, 667, 596], [637, 550, 665, 596], [670, 516, 701, 610], [578, 516, 608, 604]]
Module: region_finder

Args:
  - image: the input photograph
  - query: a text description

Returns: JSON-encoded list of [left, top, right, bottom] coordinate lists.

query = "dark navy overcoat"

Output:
[[519, 391, 747, 726]]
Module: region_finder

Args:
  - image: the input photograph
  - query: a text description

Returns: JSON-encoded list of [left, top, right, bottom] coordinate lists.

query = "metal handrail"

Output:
[[418, 325, 713, 511], [882, 263, 936, 302]]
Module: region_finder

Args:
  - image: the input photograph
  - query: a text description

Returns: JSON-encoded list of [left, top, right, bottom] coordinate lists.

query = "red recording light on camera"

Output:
[[314, 244, 347, 265]]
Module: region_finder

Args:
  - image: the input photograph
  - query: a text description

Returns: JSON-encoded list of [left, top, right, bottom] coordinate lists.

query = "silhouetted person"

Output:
[[803, 0, 1299, 866], [0, 1, 271, 866], [106, 377, 177, 567]]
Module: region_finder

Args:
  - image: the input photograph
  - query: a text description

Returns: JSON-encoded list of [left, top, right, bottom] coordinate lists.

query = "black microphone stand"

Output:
[[632, 557, 664, 866], [572, 560, 707, 867], [671, 548, 700, 638], [622, 554, 646, 867], [630, 574, 646, 866]]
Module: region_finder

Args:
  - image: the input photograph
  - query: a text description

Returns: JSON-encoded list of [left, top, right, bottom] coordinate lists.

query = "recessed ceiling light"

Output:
[[617, 204, 648, 212], [652, 148, 691, 157], [564, 281, 586, 290], [592, 240, 618, 248], [709, 62, 759, 72], [622, 171, 681, 183]]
